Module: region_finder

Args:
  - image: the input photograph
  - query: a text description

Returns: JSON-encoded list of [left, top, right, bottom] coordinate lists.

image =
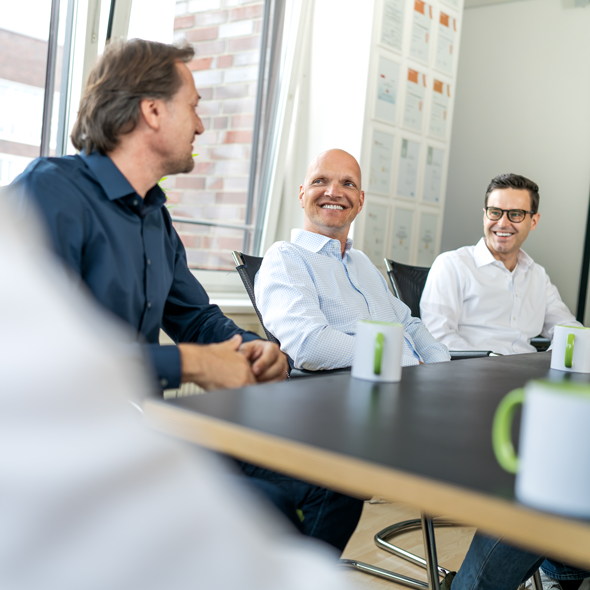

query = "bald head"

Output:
[[299, 148, 365, 255], [303, 149, 362, 189]]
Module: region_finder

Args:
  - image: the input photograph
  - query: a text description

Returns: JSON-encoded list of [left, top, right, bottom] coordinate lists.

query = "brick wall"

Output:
[[169, 0, 264, 270]]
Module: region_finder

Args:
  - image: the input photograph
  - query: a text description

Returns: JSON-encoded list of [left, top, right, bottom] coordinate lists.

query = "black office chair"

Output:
[[232, 251, 350, 379]]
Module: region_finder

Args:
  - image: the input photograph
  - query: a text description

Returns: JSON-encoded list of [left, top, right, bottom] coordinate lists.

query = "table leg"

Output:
[[421, 513, 442, 590]]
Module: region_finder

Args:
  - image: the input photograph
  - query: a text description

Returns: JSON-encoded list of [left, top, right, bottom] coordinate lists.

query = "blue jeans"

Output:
[[452, 533, 590, 590], [236, 461, 364, 553]]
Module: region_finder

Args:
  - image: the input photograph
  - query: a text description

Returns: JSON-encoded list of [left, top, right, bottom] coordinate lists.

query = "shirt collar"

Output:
[[291, 228, 354, 256], [473, 236, 534, 270], [81, 151, 166, 207]]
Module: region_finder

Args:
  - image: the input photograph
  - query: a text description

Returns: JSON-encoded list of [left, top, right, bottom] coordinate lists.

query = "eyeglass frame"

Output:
[[484, 207, 536, 223]]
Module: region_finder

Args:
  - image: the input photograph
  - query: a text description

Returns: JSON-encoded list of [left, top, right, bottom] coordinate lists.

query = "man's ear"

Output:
[[530, 212, 540, 231], [357, 190, 365, 214], [139, 98, 162, 131], [298, 184, 305, 208]]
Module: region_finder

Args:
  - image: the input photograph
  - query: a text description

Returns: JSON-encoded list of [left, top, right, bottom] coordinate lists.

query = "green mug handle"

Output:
[[374, 332, 384, 375], [565, 333, 575, 368], [492, 388, 525, 473]]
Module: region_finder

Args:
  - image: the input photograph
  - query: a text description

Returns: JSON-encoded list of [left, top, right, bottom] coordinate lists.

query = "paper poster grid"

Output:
[[396, 136, 422, 201], [434, 9, 458, 76], [421, 144, 446, 205], [409, 0, 434, 66], [378, 0, 407, 55], [401, 67, 428, 133], [388, 204, 416, 265], [440, 0, 459, 11], [416, 210, 440, 267], [368, 127, 395, 197], [373, 54, 403, 127], [428, 78, 451, 140], [363, 200, 391, 267]]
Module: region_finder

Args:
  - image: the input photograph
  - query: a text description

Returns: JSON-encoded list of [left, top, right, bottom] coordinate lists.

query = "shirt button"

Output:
[[160, 378, 168, 388], [147, 259, 151, 265], [133, 199, 139, 206], [147, 301, 152, 309]]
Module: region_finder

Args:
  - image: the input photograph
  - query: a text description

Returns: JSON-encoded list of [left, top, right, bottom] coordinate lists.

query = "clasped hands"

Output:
[[178, 335, 288, 391]]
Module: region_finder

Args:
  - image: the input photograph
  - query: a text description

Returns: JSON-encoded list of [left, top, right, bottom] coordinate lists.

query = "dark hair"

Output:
[[484, 173, 540, 213], [71, 39, 195, 154]]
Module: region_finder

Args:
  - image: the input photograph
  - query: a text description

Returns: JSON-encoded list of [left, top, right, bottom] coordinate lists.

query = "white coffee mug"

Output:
[[352, 321, 404, 382], [493, 379, 590, 517], [551, 325, 590, 373]]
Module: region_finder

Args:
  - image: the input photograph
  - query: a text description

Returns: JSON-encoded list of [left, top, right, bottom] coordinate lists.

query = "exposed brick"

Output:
[[222, 130, 253, 144], [214, 160, 251, 175], [165, 191, 182, 204], [207, 177, 224, 189], [192, 161, 217, 174], [175, 15, 195, 29], [176, 222, 210, 235], [186, 249, 209, 267], [205, 205, 242, 220], [205, 252, 235, 270], [233, 50, 259, 66], [216, 191, 248, 204], [193, 40, 226, 55], [214, 116, 229, 129], [219, 20, 253, 38], [194, 10, 228, 25], [197, 87, 213, 99], [218, 237, 244, 250], [181, 235, 202, 248], [195, 100, 221, 115], [217, 54, 233, 68], [179, 190, 216, 204], [211, 144, 249, 159], [224, 177, 249, 191], [228, 35, 260, 52], [199, 117, 212, 130], [215, 83, 248, 98], [188, 57, 213, 71], [175, 176, 206, 190], [186, 27, 219, 42], [188, 0, 221, 12], [222, 97, 256, 114], [230, 113, 254, 128], [224, 65, 258, 83], [176, 2, 188, 16], [230, 4, 263, 20], [253, 19, 262, 33]]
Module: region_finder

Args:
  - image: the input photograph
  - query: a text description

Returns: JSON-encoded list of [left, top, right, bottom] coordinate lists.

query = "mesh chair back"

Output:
[[384, 259, 430, 319], [232, 251, 280, 345]]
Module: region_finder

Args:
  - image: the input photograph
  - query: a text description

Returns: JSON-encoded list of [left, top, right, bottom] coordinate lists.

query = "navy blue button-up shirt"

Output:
[[8, 151, 259, 388]]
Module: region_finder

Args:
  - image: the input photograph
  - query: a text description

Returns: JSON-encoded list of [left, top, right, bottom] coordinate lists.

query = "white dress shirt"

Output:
[[0, 203, 352, 590], [420, 237, 581, 355], [255, 229, 449, 370]]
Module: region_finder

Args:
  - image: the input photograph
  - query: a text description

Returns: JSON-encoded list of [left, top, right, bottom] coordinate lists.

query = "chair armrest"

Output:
[[289, 367, 352, 379], [450, 350, 493, 361], [530, 336, 551, 352]]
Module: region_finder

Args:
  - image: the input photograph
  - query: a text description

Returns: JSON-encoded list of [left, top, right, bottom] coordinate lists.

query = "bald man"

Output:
[[255, 149, 449, 370]]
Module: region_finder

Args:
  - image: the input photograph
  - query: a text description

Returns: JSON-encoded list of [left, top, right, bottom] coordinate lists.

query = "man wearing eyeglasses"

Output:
[[421, 173, 588, 590], [420, 173, 581, 355]]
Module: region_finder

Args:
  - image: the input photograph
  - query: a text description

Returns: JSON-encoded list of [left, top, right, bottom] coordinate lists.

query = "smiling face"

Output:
[[299, 149, 365, 245], [158, 62, 204, 175], [483, 187, 540, 267]]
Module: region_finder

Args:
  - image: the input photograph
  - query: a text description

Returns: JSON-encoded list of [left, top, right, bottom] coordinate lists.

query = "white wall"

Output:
[[442, 0, 590, 318]]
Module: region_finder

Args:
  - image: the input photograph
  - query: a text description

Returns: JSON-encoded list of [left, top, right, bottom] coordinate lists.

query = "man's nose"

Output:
[[325, 182, 343, 197], [195, 113, 205, 136]]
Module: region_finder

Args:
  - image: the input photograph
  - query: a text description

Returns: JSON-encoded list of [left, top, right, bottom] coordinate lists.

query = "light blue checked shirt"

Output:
[[255, 229, 450, 370]]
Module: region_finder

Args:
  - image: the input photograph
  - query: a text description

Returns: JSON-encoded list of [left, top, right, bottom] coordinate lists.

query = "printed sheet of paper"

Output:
[[389, 208, 415, 264], [435, 11, 456, 75], [375, 57, 401, 124], [429, 79, 450, 139], [441, 0, 459, 9], [409, 0, 433, 64], [380, 0, 405, 52], [369, 130, 394, 195], [416, 211, 439, 267], [363, 203, 389, 266], [403, 68, 426, 132], [397, 138, 420, 199], [423, 146, 444, 204]]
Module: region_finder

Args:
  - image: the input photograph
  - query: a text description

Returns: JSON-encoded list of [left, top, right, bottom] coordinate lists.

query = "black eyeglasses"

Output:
[[485, 207, 535, 223]]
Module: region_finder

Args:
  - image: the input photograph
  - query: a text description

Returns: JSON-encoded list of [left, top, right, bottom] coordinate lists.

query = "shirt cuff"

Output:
[[146, 344, 182, 390]]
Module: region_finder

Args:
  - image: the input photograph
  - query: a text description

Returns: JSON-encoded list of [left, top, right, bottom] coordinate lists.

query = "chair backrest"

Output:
[[384, 259, 430, 319], [232, 251, 280, 345]]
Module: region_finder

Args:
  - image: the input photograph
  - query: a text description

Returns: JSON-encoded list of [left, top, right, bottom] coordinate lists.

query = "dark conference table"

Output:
[[144, 352, 590, 571]]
